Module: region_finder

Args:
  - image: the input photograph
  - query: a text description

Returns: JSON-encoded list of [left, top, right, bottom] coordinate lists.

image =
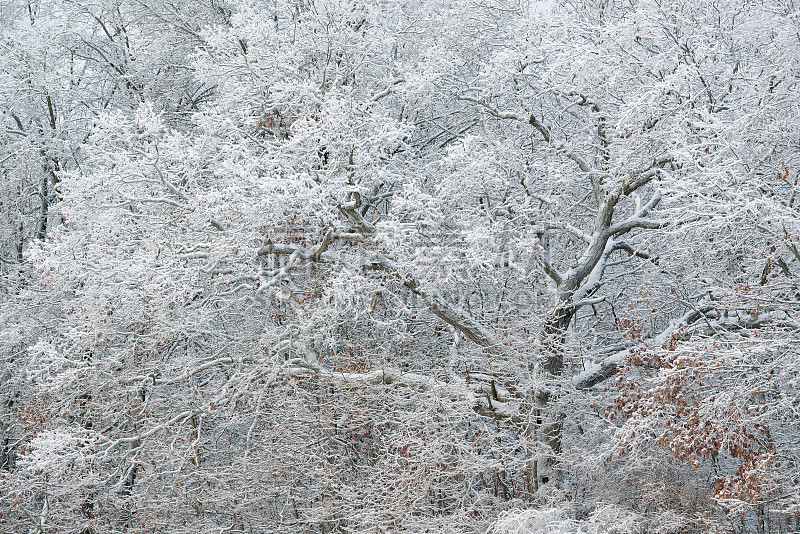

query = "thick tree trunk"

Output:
[[532, 305, 573, 488]]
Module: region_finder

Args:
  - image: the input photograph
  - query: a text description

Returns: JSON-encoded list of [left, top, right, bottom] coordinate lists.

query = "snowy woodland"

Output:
[[2, 0, 800, 532]]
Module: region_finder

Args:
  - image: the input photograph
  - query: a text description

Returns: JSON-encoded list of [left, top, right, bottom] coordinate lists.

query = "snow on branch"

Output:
[[573, 305, 800, 390], [574, 306, 713, 390], [363, 254, 502, 349], [286, 359, 521, 421]]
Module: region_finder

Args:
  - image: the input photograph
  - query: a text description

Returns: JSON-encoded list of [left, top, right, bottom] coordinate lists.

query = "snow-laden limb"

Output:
[[574, 306, 713, 390], [97, 409, 200, 455], [370, 78, 405, 102], [363, 253, 504, 349], [694, 309, 800, 333], [287, 358, 521, 421], [258, 242, 505, 349], [418, 290, 503, 349], [574, 306, 800, 390]]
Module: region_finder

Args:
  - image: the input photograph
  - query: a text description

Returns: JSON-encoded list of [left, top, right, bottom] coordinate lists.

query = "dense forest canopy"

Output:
[[2, 0, 800, 532]]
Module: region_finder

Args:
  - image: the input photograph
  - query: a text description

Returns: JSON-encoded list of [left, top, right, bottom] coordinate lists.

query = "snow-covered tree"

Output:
[[2, 0, 800, 532]]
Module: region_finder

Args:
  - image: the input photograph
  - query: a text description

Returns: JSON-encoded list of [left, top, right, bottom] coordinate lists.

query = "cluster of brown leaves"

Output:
[[608, 345, 777, 506]]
